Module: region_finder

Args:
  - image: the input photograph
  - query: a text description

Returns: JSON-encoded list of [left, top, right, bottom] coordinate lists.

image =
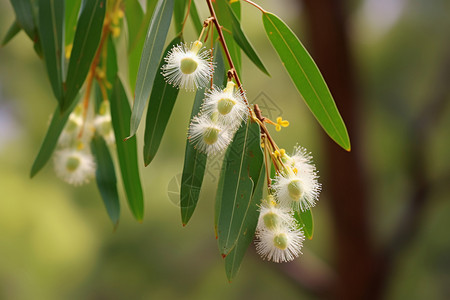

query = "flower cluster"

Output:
[[255, 197, 304, 263], [53, 101, 115, 185], [188, 81, 248, 155], [161, 40, 249, 156], [255, 146, 321, 263]]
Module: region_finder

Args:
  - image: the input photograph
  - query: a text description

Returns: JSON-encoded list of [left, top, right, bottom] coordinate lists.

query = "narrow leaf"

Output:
[[127, 0, 157, 91], [2, 20, 21, 46], [173, 0, 187, 34], [30, 97, 80, 178], [180, 44, 226, 225], [225, 161, 265, 281], [39, 0, 65, 102], [226, 4, 270, 76], [10, 0, 37, 40], [65, 0, 82, 47], [189, 0, 203, 36], [125, 0, 144, 50], [263, 12, 350, 151], [110, 77, 144, 221], [64, 0, 106, 111], [214, 0, 241, 76], [129, 0, 174, 138], [217, 121, 263, 256], [294, 209, 314, 240], [143, 37, 182, 166], [91, 135, 120, 226]]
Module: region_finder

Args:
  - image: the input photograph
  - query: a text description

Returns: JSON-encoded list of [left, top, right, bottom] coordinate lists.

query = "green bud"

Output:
[[288, 178, 303, 201], [203, 127, 220, 145], [66, 156, 80, 172], [217, 97, 236, 115], [273, 233, 288, 250], [180, 57, 198, 74], [263, 212, 281, 230]]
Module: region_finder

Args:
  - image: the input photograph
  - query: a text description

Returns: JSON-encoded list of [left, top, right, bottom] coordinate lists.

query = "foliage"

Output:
[[3, 0, 349, 280]]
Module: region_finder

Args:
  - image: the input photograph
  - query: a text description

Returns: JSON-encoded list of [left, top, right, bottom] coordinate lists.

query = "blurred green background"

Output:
[[1, 0, 449, 299]]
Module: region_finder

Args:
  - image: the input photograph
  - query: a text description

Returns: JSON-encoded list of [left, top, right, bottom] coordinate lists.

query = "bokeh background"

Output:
[[1, 0, 449, 299]]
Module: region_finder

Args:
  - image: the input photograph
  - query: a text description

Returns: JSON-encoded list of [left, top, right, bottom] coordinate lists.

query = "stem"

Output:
[[181, 0, 192, 33], [205, 0, 251, 113], [242, 0, 267, 13], [78, 11, 111, 138]]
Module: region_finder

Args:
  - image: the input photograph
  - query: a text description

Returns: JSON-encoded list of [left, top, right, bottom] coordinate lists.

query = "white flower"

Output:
[[59, 109, 83, 146], [273, 165, 321, 212], [288, 146, 316, 174], [257, 196, 294, 231], [53, 148, 96, 186], [188, 115, 232, 155], [161, 40, 214, 91], [94, 102, 115, 145], [255, 226, 304, 263], [201, 82, 248, 129]]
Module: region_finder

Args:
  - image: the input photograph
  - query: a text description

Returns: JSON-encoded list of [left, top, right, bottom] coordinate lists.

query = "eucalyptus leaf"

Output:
[[30, 95, 81, 178], [225, 161, 265, 281], [91, 135, 120, 226], [39, 0, 65, 102], [10, 0, 37, 40], [217, 121, 263, 256], [180, 44, 226, 226], [263, 12, 351, 151], [189, 0, 203, 36], [293, 208, 314, 240], [64, 0, 106, 112], [64, 0, 81, 47], [226, 4, 270, 76], [110, 77, 144, 221], [173, 0, 187, 34], [143, 36, 182, 166], [1, 20, 21, 46], [129, 0, 174, 138]]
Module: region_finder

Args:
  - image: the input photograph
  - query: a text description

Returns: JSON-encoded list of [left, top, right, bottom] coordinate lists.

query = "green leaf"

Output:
[[226, 4, 270, 76], [129, 0, 174, 138], [127, 0, 156, 91], [64, 0, 106, 112], [214, 0, 241, 76], [225, 160, 265, 281], [217, 121, 263, 256], [30, 96, 80, 178], [39, 0, 65, 102], [173, 0, 187, 34], [180, 43, 226, 226], [293, 208, 314, 240], [110, 77, 144, 221], [125, 0, 144, 50], [189, 0, 203, 36], [1, 20, 21, 46], [91, 135, 120, 226], [262, 12, 351, 151], [143, 36, 182, 166], [10, 0, 37, 40], [65, 0, 82, 47]]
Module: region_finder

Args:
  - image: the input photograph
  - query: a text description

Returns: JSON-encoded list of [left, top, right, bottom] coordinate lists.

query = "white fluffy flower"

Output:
[[58, 110, 83, 146], [161, 40, 214, 90], [94, 114, 115, 145], [201, 82, 248, 129], [188, 115, 232, 155], [273, 165, 321, 212], [255, 226, 304, 263], [257, 197, 294, 231], [53, 148, 96, 186], [94, 102, 115, 145]]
